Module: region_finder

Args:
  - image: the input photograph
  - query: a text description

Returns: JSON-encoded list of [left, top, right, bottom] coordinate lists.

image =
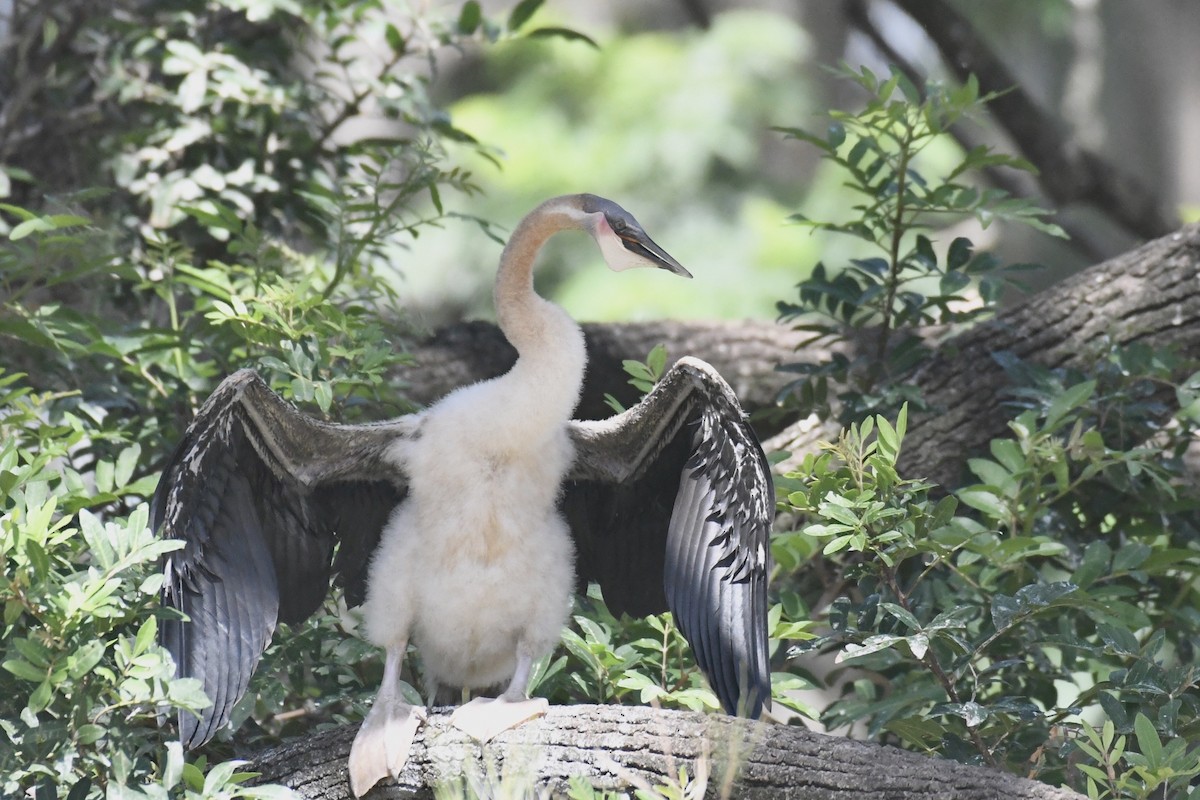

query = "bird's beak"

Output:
[[620, 230, 693, 278]]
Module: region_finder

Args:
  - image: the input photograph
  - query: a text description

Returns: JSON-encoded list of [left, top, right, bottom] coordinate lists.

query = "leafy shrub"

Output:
[[770, 65, 1200, 799], [0, 0, 561, 794], [774, 64, 1063, 423]]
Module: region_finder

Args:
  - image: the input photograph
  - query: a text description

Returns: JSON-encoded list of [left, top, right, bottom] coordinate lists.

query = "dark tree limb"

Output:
[[882, 0, 1179, 242], [395, 319, 813, 430], [397, 223, 1200, 487], [249, 705, 1083, 800], [768, 222, 1200, 486]]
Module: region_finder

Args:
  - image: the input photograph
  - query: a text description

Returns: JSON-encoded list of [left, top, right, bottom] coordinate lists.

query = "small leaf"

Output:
[[457, 1, 482, 34], [1073, 541, 1111, 589], [990, 593, 1020, 631], [1046, 380, 1095, 427], [524, 26, 598, 47], [10, 217, 55, 240], [1133, 713, 1163, 771], [384, 23, 406, 55], [115, 444, 140, 489], [1097, 623, 1139, 656], [3, 658, 46, 682], [507, 0, 544, 31], [946, 237, 972, 270], [836, 634, 904, 662], [162, 742, 185, 791], [75, 723, 106, 745], [957, 488, 1007, 519], [880, 602, 921, 631], [1112, 541, 1150, 572], [939, 271, 970, 294], [906, 632, 929, 659]]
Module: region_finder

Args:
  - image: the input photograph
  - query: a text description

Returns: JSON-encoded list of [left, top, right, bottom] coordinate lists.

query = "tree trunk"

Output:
[[397, 223, 1200, 487], [767, 221, 1200, 486], [395, 319, 816, 432], [248, 705, 1083, 800]]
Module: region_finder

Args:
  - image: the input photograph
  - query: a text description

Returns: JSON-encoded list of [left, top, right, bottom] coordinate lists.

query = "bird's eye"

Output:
[[609, 217, 627, 233]]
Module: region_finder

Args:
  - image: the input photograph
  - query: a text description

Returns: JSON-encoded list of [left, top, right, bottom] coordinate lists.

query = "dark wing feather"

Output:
[[152, 369, 415, 747], [564, 356, 773, 718]]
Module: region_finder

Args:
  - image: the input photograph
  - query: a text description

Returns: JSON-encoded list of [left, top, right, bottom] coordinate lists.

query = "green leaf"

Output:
[[162, 742, 185, 791], [946, 237, 972, 270], [134, 616, 157, 656], [182, 762, 205, 791], [957, 487, 1007, 519], [967, 459, 1011, 491], [10, 217, 55, 240], [836, 634, 904, 662], [1112, 541, 1151, 572], [524, 26, 599, 47], [28, 679, 54, 713], [384, 23, 406, 55], [880, 602, 921, 631], [75, 723, 106, 745], [1073, 541, 1112, 589], [507, 0, 544, 31], [1097, 623, 1139, 656], [989, 438, 1025, 473], [457, 1, 482, 34], [991, 593, 1020, 631], [875, 414, 899, 460], [3, 658, 47, 682], [646, 344, 668, 378], [1133, 713, 1163, 771], [1046, 380, 1095, 427], [68, 640, 105, 679], [114, 444, 140, 489], [939, 271, 970, 295]]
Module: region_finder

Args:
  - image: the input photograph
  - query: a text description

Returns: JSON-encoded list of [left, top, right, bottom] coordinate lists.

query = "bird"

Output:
[[153, 193, 773, 797]]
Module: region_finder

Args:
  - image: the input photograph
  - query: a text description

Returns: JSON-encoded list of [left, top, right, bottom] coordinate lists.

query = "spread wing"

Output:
[[564, 356, 773, 717], [151, 369, 416, 746]]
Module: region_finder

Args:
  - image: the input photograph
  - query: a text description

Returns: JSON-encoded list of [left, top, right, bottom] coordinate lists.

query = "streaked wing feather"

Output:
[[154, 370, 412, 746], [566, 357, 772, 718]]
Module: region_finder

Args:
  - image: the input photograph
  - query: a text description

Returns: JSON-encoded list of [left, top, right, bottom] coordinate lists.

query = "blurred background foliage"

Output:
[[3, 0, 1200, 798]]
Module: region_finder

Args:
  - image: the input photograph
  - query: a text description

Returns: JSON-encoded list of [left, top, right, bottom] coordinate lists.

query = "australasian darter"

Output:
[[153, 193, 773, 796]]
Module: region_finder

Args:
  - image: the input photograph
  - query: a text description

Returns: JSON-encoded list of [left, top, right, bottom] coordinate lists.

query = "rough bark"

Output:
[[767, 222, 1200, 485], [395, 319, 814, 426], [398, 225, 1200, 487], [248, 705, 1083, 800]]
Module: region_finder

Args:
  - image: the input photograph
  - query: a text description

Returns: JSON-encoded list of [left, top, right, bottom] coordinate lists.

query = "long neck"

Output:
[[494, 197, 579, 355], [492, 196, 589, 418]]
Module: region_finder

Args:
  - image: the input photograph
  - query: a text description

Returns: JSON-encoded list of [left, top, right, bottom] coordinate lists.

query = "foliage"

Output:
[[0, 0, 574, 796], [775, 350, 1200, 796], [774, 64, 1065, 423], [0, 373, 296, 799], [766, 64, 1198, 800], [603, 344, 669, 414]]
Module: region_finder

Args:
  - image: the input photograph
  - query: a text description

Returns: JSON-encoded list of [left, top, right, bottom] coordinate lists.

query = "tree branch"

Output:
[[394, 319, 817, 430], [248, 705, 1084, 799], [768, 222, 1200, 485], [882, 0, 1180, 242]]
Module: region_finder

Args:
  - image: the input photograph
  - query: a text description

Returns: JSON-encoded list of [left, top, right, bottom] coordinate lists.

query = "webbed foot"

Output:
[[348, 700, 427, 797], [449, 696, 548, 742]]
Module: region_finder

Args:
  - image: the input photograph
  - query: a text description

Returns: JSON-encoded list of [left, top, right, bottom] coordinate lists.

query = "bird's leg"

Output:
[[449, 645, 549, 742], [423, 678, 441, 710], [348, 644, 426, 798]]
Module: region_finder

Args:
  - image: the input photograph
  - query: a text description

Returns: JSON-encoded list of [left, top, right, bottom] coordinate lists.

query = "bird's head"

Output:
[[576, 194, 692, 278]]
